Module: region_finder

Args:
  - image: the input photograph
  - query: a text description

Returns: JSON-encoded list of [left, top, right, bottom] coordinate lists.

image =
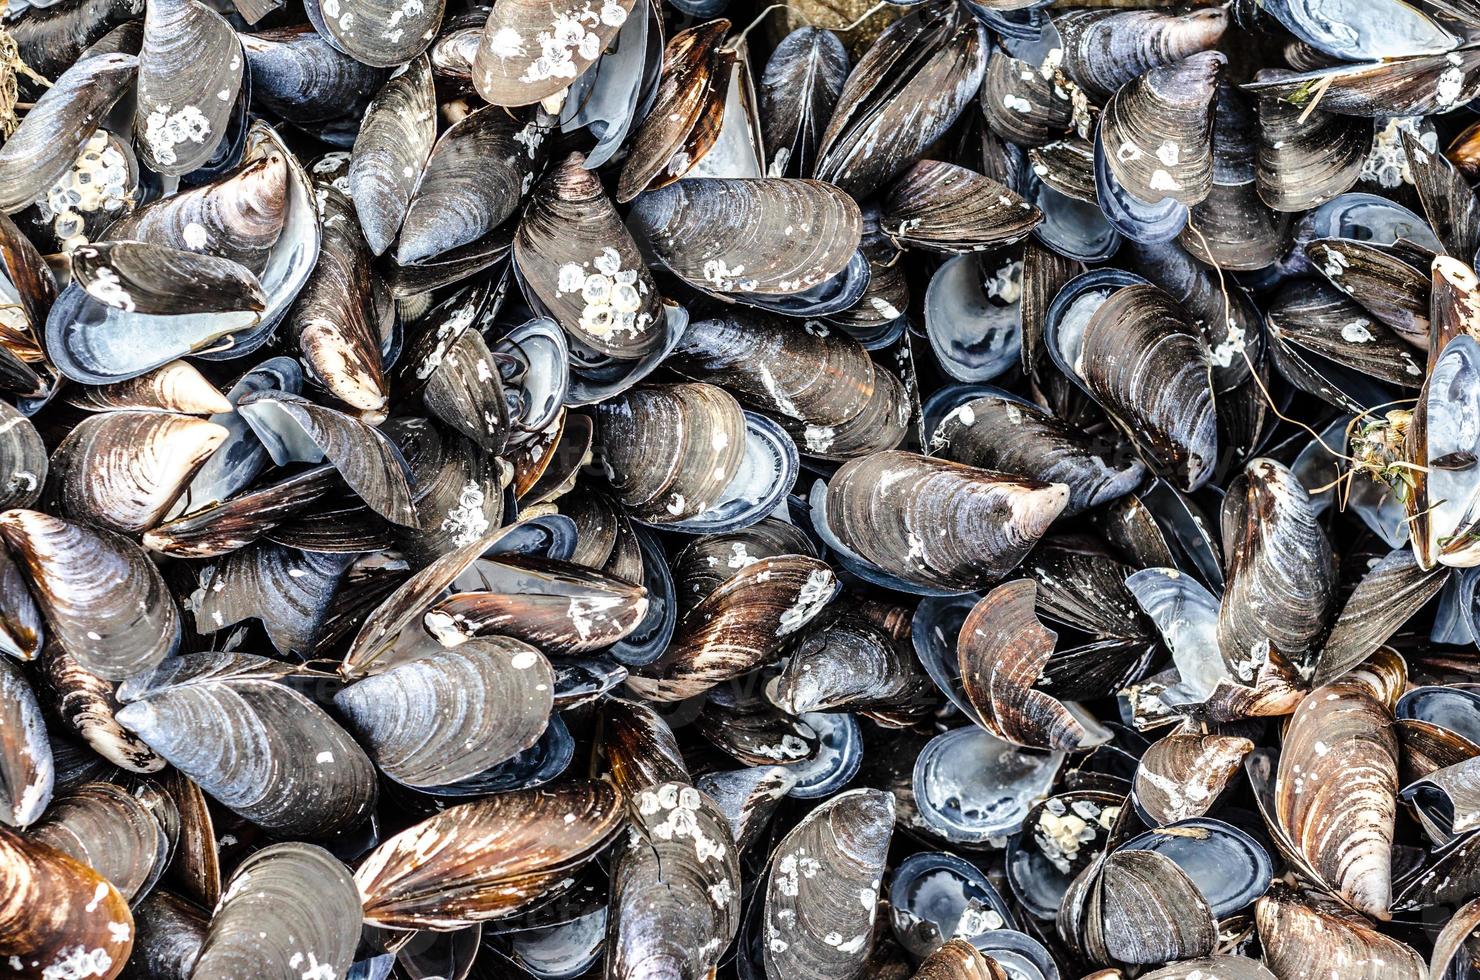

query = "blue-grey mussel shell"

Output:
[[335, 639, 553, 790], [192, 842, 361, 980], [115, 653, 377, 838]]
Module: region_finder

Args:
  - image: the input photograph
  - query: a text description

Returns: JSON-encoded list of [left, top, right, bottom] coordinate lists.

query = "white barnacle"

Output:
[[1341, 319, 1375, 343], [776, 568, 836, 636], [1002, 94, 1033, 114], [485, 26, 526, 59]]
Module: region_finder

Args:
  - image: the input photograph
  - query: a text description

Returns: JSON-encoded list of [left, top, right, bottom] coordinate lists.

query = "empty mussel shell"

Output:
[[913, 725, 1063, 845], [889, 850, 1014, 959]]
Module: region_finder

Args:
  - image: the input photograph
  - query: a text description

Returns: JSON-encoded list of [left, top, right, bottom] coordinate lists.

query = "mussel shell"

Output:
[[762, 788, 894, 980], [1276, 678, 1398, 919], [605, 782, 741, 978], [115, 653, 377, 838], [354, 781, 625, 929], [242, 25, 388, 126], [761, 27, 850, 178], [0, 508, 178, 680], [125, 889, 208, 979], [309, 0, 444, 67], [595, 382, 746, 525], [669, 309, 875, 427], [193, 842, 360, 980], [814, 1, 988, 199], [1217, 458, 1335, 679], [1056, 8, 1227, 102], [0, 827, 135, 975], [335, 639, 552, 790], [1101, 51, 1223, 208], [821, 450, 1067, 593], [0, 656, 51, 828], [424, 555, 648, 654], [134, 0, 243, 176], [396, 106, 546, 267], [931, 391, 1143, 517], [1255, 882, 1423, 979], [0, 48, 137, 214], [625, 555, 837, 701], [959, 579, 1111, 752], [0, 401, 45, 512], [881, 159, 1041, 253], [769, 617, 929, 716], [627, 177, 862, 299], [1075, 283, 1218, 492], [1119, 818, 1273, 918], [28, 780, 171, 903], [42, 642, 162, 773], [237, 389, 417, 527], [1132, 732, 1251, 826], [472, 0, 638, 107], [912, 725, 1063, 844], [515, 153, 664, 359], [44, 410, 228, 535], [288, 187, 388, 415]]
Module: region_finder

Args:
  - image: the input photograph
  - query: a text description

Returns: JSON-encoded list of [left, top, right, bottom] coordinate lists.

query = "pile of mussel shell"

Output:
[[14, 0, 1480, 977]]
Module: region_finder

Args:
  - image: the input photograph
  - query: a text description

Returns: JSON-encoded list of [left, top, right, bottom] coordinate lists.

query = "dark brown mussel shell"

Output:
[[768, 616, 932, 717], [670, 517, 816, 612], [422, 555, 648, 653], [0, 827, 134, 976], [134, 0, 242, 176], [63, 361, 232, 416], [288, 187, 388, 416], [43, 411, 228, 535], [473, 0, 639, 107], [814, 1, 987, 198], [626, 177, 861, 300], [42, 643, 162, 774], [0, 656, 51, 828], [668, 309, 875, 428], [981, 49, 1071, 149], [595, 382, 746, 524], [354, 780, 624, 929], [1100, 51, 1224, 208], [911, 940, 1009, 980], [1255, 881, 1423, 979], [123, 890, 208, 979], [114, 653, 377, 838], [605, 781, 741, 978], [1133, 731, 1252, 826], [1073, 283, 1218, 492], [761, 26, 850, 178], [395, 105, 547, 267], [930, 392, 1144, 517], [958, 579, 1112, 751], [762, 788, 894, 980], [615, 18, 732, 203], [626, 554, 837, 701], [1251, 68, 1373, 213], [881, 159, 1041, 253], [1275, 675, 1399, 919], [820, 450, 1067, 593], [0, 509, 179, 680], [515, 152, 664, 360]]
